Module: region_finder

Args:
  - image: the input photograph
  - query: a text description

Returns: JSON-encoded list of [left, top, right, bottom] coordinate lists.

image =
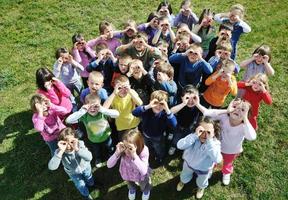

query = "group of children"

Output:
[[30, 1, 274, 199]]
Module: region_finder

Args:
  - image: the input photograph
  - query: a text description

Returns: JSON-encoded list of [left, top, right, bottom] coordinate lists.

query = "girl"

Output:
[[192, 9, 216, 58], [237, 73, 272, 130], [214, 4, 251, 60], [137, 12, 160, 45], [36, 67, 73, 116], [71, 33, 96, 88], [176, 117, 222, 199], [175, 23, 202, 44], [174, 0, 198, 30], [157, 1, 175, 26], [53, 47, 84, 96], [240, 44, 275, 81], [48, 128, 95, 200], [107, 129, 152, 200], [195, 97, 256, 186], [113, 20, 138, 44], [31, 94, 68, 156]]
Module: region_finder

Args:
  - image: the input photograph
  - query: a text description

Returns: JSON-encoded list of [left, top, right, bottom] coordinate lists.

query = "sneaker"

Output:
[[222, 173, 231, 186], [142, 191, 150, 200], [95, 160, 102, 168], [176, 181, 184, 191], [84, 194, 93, 200], [196, 188, 204, 199], [167, 133, 174, 140], [168, 147, 176, 155], [128, 190, 136, 200]]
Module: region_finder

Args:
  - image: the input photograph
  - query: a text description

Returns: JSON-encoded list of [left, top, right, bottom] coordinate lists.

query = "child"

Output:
[[151, 16, 176, 47], [137, 12, 160, 45], [71, 33, 96, 88], [87, 20, 121, 54], [80, 71, 108, 104], [126, 59, 154, 105], [48, 128, 95, 200], [157, 1, 175, 26], [214, 4, 251, 60], [176, 117, 222, 199], [192, 9, 216, 58], [169, 44, 213, 89], [201, 59, 238, 108], [103, 75, 143, 139], [168, 85, 200, 155], [36, 67, 73, 116], [175, 23, 202, 44], [31, 94, 68, 156], [66, 94, 119, 167], [113, 20, 138, 44], [107, 129, 152, 200], [132, 90, 177, 164], [240, 44, 275, 81], [116, 32, 162, 71], [174, 0, 198, 30], [111, 55, 133, 87], [195, 97, 256, 186], [237, 74, 272, 130], [53, 47, 84, 95]]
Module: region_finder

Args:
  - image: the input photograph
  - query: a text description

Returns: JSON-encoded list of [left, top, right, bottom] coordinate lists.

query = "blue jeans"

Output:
[[90, 136, 114, 161], [143, 134, 165, 160], [45, 139, 58, 157], [171, 126, 191, 148], [68, 165, 94, 197]]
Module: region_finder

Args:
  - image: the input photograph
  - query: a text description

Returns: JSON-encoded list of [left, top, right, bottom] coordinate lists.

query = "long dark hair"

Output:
[[198, 9, 214, 34], [35, 67, 55, 91], [157, 1, 173, 14]]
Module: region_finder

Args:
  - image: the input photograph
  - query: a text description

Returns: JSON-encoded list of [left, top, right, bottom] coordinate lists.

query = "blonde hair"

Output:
[[58, 127, 76, 141], [187, 43, 203, 55], [88, 71, 104, 82], [85, 93, 101, 104], [122, 128, 145, 155], [157, 63, 174, 79], [114, 75, 129, 84], [222, 59, 236, 72], [30, 94, 46, 113], [251, 73, 270, 91], [230, 4, 245, 19], [150, 90, 168, 102], [216, 41, 232, 52]]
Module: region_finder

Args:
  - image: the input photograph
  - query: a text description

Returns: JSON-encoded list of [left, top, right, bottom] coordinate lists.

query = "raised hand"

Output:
[[116, 142, 126, 155], [70, 138, 79, 151], [58, 141, 68, 152]]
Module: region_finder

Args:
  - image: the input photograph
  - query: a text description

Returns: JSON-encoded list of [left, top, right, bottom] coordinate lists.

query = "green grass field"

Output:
[[0, 0, 287, 199]]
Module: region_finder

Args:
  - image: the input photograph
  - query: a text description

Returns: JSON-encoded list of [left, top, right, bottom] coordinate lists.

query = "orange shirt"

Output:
[[203, 72, 237, 107]]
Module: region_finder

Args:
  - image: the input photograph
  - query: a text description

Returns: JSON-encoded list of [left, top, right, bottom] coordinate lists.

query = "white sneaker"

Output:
[[168, 147, 176, 155], [167, 133, 174, 140], [95, 160, 103, 168], [142, 191, 150, 200], [196, 188, 204, 199], [222, 173, 231, 185], [176, 181, 184, 191], [128, 190, 136, 200]]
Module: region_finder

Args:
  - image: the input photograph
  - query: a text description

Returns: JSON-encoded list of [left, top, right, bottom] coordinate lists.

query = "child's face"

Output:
[[118, 59, 130, 74], [44, 80, 53, 90], [103, 26, 114, 39], [187, 48, 201, 63], [183, 92, 197, 107], [229, 99, 250, 121], [157, 45, 168, 56], [159, 6, 170, 16], [63, 135, 76, 152], [219, 30, 232, 40], [88, 78, 103, 93], [250, 78, 264, 92], [178, 40, 190, 52], [151, 99, 165, 114], [254, 54, 267, 65], [157, 71, 170, 82], [218, 49, 231, 60], [98, 49, 111, 61], [160, 19, 170, 32], [86, 99, 101, 116], [130, 63, 142, 79], [197, 122, 215, 143], [220, 66, 234, 79], [134, 38, 146, 52], [150, 17, 159, 29], [117, 81, 130, 97], [76, 37, 85, 51], [202, 15, 213, 27], [125, 27, 136, 37], [122, 140, 136, 157], [181, 3, 191, 16], [60, 52, 70, 63], [229, 10, 241, 23]]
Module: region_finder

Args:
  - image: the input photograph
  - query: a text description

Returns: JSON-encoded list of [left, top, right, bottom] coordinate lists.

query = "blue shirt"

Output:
[[208, 56, 240, 73], [80, 88, 108, 104]]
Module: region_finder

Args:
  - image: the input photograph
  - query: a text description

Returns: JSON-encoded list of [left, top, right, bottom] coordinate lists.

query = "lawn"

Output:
[[0, 0, 287, 199]]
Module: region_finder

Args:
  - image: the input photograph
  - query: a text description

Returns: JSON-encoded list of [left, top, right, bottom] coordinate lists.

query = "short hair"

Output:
[[118, 54, 133, 62], [122, 128, 145, 155], [85, 93, 101, 104], [72, 33, 83, 44], [250, 73, 270, 91], [253, 44, 272, 62], [88, 71, 104, 81], [197, 116, 221, 140], [230, 4, 245, 19], [182, 84, 199, 96], [219, 23, 233, 32], [55, 47, 68, 59], [129, 59, 143, 68], [222, 59, 236, 72], [187, 43, 203, 55], [58, 127, 76, 141], [157, 1, 173, 14], [146, 12, 159, 23], [135, 32, 148, 43], [157, 63, 174, 79], [150, 90, 168, 102], [95, 43, 108, 54], [35, 67, 55, 91], [180, 0, 191, 8], [99, 20, 112, 34], [123, 19, 137, 31], [216, 41, 232, 52], [30, 94, 46, 113], [114, 75, 129, 84]]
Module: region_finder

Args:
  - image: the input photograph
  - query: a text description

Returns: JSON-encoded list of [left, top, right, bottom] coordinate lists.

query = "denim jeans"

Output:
[[127, 175, 152, 194], [68, 165, 94, 197], [143, 134, 165, 160], [171, 126, 191, 148], [45, 139, 58, 157], [89, 136, 114, 161]]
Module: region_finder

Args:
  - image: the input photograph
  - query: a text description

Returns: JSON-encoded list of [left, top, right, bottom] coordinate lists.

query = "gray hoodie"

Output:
[[48, 140, 92, 175]]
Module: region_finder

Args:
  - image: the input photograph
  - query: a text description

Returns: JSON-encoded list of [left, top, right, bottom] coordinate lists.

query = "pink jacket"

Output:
[[32, 104, 68, 142], [72, 47, 96, 78], [37, 79, 72, 115]]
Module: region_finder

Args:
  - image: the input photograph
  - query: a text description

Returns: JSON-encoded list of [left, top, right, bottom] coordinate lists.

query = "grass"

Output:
[[0, 0, 287, 199]]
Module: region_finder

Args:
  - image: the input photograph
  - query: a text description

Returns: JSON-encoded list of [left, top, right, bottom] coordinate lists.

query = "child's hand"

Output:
[[215, 50, 222, 58], [116, 142, 126, 156], [82, 104, 91, 111], [70, 138, 79, 151], [149, 99, 159, 108], [258, 81, 267, 92], [100, 34, 108, 41], [35, 103, 44, 114], [113, 83, 121, 95], [253, 53, 259, 60], [181, 94, 190, 105], [195, 126, 205, 137], [174, 41, 181, 50], [126, 143, 137, 158], [44, 98, 51, 108], [191, 94, 200, 106], [68, 55, 73, 63], [58, 140, 67, 152], [263, 55, 270, 64], [58, 57, 63, 65], [160, 100, 170, 113]]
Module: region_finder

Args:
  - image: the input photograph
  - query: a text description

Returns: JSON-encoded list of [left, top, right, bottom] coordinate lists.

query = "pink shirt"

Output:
[[87, 37, 121, 55], [72, 47, 96, 78], [107, 146, 150, 182], [37, 79, 72, 115], [32, 104, 68, 142]]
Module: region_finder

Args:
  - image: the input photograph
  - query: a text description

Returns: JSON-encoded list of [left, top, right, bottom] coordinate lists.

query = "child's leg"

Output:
[[45, 139, 58, 157], [221, 153, 238, 175], [82, 165, 94, 187], [171, 127, 190, 148], [195, 173, 210, 189], [68, 173, 90, 197], [249, 116, 258, 130], [127, 181, 137, 193], [180, 162, 194, 184], [90, 142, 101, 163], [139, 176, 152, 194], [151, 137, 165, 160], [103, 136, 114, 156]]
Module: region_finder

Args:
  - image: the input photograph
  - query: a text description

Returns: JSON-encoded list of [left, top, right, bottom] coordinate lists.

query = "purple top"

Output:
[[174, 12, 199, 30], [72, 47, 96, 78], [107, 146, 150, 182], [87, 37, 121, 55], [137, 23, 158, 45]]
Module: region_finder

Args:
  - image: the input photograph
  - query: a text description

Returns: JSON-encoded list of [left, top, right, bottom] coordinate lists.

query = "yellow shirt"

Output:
[[203, 72, 237, 107], [112, 94, 140, 131]]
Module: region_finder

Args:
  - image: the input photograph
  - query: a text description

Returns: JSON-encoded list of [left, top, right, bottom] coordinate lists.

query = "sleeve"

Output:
[[230, 76, 238, 96], [243, 122, 257, 141], [86, 59, 103, 72], [132, 146, 149, 176], [205, 72, 218, 86], [261, 91, 273, 105], [169, 53, 185, 65], [238, 20, 251, 33], [65, 108, 87, 124], [76, 141, 93, 161], [53, 79, 71, 97], [50, 103, 69, 116], [80, 89, 88, 104], [137, 23, 148, 32], [201, 60, 213, 74], [39, 89, 60, 105], [208, 56, 221, 70], [167, 113, 177, 128], [132, 106, 146, 117], [72, 48, 82, 63], [177, 133, 198, 150], [115, 45, 128, 57], [206, 139, 222, 163], [107, 152, 120, 168], [149, 47, 162, 60], [99, 107, 120, 118], [53, 61, 61, 78], [32, 114, 46, 132], [87, 38, 100, 49], [173, 13, 181, 27], [203, 109, 227, 120], [191, 12, 199, 24], [237, 81, 247, 89], [48, 149, 62, 170], [214, 14, 225, 24], [159, 81, 177, 95], [85, 46, 96, 58]]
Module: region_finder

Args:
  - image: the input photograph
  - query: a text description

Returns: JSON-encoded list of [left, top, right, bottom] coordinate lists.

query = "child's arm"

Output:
[[115, 42, 132, 56], [103, 92, 116, 109], [261, 91, 273, 105], [53, 59, 63, 78], [206, 138, 222, 163], [208, 56, 221, 70], [240, 57, 254, 68], [169, 53, 186, 64], [201, 59, 213, 75], [194, 96, 227, 117], [86, 58, 103, 72], [168, 25, 176, 43], [129, 89, 143, 106], [85, 45, 97, 58], [52, 78, 72, 97], [50, 103, 69, 116], [71, 58, 84, 71], [171, 101, 186, 114], [238, 20, 251, 33], [243, 116, 257, 141], [263, 56, 275, 76], [66, 106, 87, 124], [163, 101, 177, 128], [229, 76, 238, 96], [86, 37, 100, 49], [152, 29, 162, 46], [132, 146, 149, 176], [214, 13, 229, 24], [177, 133, 198, 150], [99, 106, 120, 118], [132, 105, 146, 117], [48, 149, 63, 170], [72, 48, 82, 63], [190, 31, 202, 43], [205, 71, 220, 86], [159, 81, 177, 95], [107, 152, 120, 168], [75, 140, 93, 162]]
